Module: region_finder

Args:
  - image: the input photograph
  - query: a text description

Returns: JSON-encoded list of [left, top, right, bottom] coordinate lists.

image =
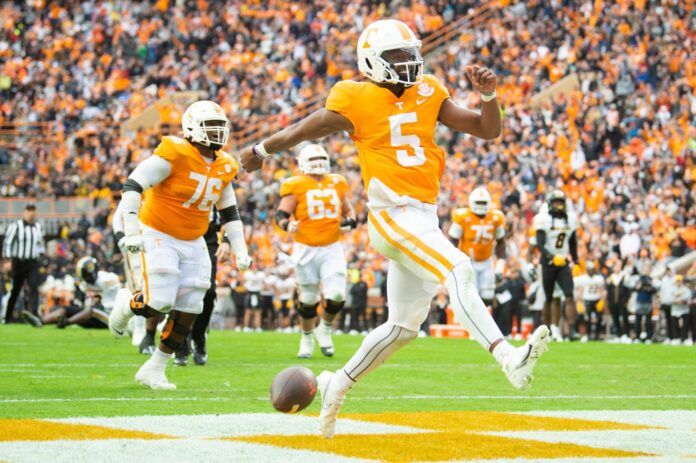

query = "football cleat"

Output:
[[173, 351, 188, 367], [139, 333, 156, 355], [297, 334, 315, 359], [109, 289, 134, 338], [502, 325, 550, 390], [317, 370, 345, 439], [135, 363, 176, 390], [22, 310, 43, 328], [314, 323, 334, 357], [193, 346, 208, 365]]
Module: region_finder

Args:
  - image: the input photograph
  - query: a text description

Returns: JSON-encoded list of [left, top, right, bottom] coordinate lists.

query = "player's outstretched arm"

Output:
[[240, 109, 353, 172], [438, 65, 501, 140], [121, 155, 172, 253], [217, 184, 252, 271]]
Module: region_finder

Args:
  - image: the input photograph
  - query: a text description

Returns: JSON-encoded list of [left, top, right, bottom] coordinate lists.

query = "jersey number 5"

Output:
[[306, 189, 340, 220], [182, 172, 222, 210], [389, 112, 425, 167]]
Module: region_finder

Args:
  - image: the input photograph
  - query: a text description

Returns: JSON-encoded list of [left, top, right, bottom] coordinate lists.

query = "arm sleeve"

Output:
[[569, 231, 579, 262], [3, 222, 16, 258], [215, 183, 238, 210], [536, 230, 552, 259], [448, 222, 463, 240], [121, 155, 171, 236]]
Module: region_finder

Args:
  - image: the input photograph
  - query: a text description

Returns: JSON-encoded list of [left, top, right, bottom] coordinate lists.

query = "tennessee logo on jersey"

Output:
[[279, 173, 348, 247], [451, 208, 505, 262], [139, 136, 238, 241], [325, 74, 449, 205]]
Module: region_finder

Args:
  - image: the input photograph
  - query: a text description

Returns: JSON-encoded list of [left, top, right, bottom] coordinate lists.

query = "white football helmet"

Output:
[[181, 100, 230, 148], [298, 144, 330, 175], [468, 187, 492, 216], [357, 19, 423, 86]]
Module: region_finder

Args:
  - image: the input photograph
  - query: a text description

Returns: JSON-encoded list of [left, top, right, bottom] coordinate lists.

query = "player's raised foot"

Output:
[[314, 322, 334, 357], [317, 370, 345, 439], [22, 310, 43, 328], [502, 325, 550, 390], [109, 289, 134, 338], [297, 333, 315, 359], [135, 363, 176, 390]]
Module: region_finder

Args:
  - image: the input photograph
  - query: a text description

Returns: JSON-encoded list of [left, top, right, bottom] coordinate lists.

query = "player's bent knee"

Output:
[[395, 326, 418, 346], [298, 284, 320, 305], [297, 302, 318, 320], [446, 260, 475, 286], [324, 299, 344, 315]]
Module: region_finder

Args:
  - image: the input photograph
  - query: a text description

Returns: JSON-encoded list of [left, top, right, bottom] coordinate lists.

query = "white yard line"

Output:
[[2, 394, 696, 404]]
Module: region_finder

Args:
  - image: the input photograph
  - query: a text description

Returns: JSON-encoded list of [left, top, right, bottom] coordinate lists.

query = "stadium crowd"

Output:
[[1, 1, 694, 343]]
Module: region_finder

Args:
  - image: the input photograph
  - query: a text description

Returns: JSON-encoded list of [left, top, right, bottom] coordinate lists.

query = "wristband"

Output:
[[252, 142, 270, 160], [481, 90, 497, 102]]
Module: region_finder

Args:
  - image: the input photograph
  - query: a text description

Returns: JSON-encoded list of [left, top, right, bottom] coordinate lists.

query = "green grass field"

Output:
[[2, 325, 694, 419]]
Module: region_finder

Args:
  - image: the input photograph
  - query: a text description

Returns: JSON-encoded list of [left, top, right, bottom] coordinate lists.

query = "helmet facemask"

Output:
[[193, 119, 229, 150], [471, 200, 490, 216], [379, 47, 423, 87]]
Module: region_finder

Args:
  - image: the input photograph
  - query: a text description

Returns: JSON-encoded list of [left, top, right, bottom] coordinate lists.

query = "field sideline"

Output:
[[1, 326, 694, 462]]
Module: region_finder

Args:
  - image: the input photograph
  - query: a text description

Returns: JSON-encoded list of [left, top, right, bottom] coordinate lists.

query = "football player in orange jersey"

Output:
[[242, 19, 550, 438], [448, 187, 506, 308], [108, 101, 252, 390], [275, 144, 356, 359]]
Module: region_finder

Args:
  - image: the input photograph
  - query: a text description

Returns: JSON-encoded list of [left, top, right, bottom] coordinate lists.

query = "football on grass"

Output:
[[270, 366, 317, 413]]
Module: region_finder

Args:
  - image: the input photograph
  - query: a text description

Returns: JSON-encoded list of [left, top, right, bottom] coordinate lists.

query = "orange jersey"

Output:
[[451, 208, 505, 261], [140, 136, 239, 240], [326, 74, 449, 204], [280, 173, 348, 247]]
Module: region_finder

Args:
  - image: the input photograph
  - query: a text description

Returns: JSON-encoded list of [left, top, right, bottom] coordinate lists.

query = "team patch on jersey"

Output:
[[417, 82, 434, 97], [0, 411, 692, 462]]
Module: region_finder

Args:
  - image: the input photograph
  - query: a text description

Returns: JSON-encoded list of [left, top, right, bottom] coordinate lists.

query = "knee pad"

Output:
[[160, 311, 191, 351], [324, 299, 344, 315], [299, 284, 320, 305], [297, 302, 318, 320], [129, 292, 161, 318]]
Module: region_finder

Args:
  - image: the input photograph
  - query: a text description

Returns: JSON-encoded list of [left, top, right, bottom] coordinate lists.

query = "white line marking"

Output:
[[2, 394, 695, 404]]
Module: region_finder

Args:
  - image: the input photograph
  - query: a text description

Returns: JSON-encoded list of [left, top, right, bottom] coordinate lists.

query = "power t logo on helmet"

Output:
[[357, 19, 423, 87]]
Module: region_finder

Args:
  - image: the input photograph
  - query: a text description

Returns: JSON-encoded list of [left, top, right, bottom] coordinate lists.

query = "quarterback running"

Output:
[[242, 19, 550, 438], [109, 100, 251, 390], [275, 143, 356, 358], [449, 187, 506, 307]]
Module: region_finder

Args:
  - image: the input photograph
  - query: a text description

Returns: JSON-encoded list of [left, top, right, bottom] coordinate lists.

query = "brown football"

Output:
[[270, 366, 317, 413]]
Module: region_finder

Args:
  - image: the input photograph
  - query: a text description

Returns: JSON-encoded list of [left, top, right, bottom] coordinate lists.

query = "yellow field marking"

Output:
[[0, 419, 172, 441], [233, 411, 653, 462], [346, 411, 656, 432]]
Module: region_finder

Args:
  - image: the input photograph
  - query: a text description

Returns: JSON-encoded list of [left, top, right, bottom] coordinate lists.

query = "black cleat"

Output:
[[22, 310, 43, 328], [56, 315, 68, 329], [193, 347, 208, 366], [139, 334, 156, 355], [320, 346, 335, 357], [173, 350, 189, 367]]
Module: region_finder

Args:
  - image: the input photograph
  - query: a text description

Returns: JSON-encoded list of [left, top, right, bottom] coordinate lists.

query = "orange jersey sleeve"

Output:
[[140, 136, 239, 240], [453, 208, 505, 261], [326, 74, 449, 204], [281, 173, 348, 247]]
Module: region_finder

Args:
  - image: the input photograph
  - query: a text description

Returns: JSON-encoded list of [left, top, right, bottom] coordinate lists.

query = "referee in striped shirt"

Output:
[[3, 204, 45, 324]]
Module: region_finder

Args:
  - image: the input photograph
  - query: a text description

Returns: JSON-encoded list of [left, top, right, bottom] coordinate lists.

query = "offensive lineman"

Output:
[[449, 187, 506, 307], [108, 100, 251, 390], [242, 19, 550, 438], [533, 190, 579, 341], [275, 144, 356, 358]]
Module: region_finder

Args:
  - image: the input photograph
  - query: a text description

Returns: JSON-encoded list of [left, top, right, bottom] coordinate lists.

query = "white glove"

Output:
[[235, 253, 252, 271], [123, 234, 144, 254], [287, 220, 299, 233]]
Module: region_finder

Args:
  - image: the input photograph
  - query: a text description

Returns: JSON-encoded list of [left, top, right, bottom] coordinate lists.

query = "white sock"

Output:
[[444, 262, 505, 351], [320, 319, 332, 329], [333, 368, 356, 394], [302, 331, 313, 340], [338, 322, 417, 390], [491, 340, 515, 366], [148, 347, 171, 369]]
